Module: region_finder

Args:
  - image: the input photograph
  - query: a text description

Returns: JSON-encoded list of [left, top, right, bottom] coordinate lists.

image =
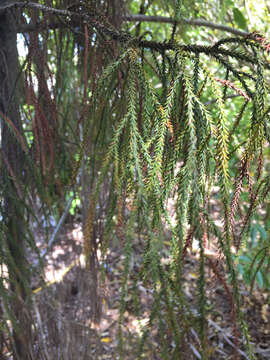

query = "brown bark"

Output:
[[0, 5, 32, 360]]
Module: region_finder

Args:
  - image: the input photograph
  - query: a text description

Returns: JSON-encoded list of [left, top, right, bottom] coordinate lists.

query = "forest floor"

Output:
[[30, 220, 270, 360]]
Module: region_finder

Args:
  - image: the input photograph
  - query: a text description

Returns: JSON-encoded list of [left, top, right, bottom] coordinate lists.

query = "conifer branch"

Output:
[[3, 1, 248, 38]]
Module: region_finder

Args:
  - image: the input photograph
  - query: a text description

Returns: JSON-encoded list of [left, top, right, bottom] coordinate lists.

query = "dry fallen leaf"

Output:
[[101, 337, 112, 343], [261, 304, 269, 322]]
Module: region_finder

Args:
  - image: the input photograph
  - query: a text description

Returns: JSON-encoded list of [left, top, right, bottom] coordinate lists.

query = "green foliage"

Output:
[[236, 223, 270, 291], [84, 30, 270, 356], [233, 8, 247, 30]]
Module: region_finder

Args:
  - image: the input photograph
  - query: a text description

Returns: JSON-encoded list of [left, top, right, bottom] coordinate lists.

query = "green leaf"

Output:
[[237, 263, 244, 276], [256, 224, 267, 240], [250, 226, 257, 244], [256, 271, 264, 288], [233, 8, 247, 30], [262, 272, 270, 289], [239, 254, 251, 263]]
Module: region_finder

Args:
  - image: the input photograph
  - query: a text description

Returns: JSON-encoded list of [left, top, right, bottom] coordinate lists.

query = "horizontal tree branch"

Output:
[[2, 1, 249, 38], [124, 15, 249, 37], [4, 1, 267, 75], [2, 0, 266, 78], [2, 1, 131, 41]]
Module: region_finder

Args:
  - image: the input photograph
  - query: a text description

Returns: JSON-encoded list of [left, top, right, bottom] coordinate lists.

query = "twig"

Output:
[[40, 196, 74, 259], [204, 94, 240, 106], [124, 15, 249, 37], [208, 319, 250, 360], [189, 343, 201, 359], [33, 297, 51, 360]]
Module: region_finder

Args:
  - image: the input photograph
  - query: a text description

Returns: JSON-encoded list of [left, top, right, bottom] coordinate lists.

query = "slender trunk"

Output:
[[0, 6, 32, 360]]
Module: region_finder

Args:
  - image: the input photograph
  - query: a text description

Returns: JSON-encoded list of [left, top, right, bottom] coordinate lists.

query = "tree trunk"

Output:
[[0, 6, 32, 360]]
